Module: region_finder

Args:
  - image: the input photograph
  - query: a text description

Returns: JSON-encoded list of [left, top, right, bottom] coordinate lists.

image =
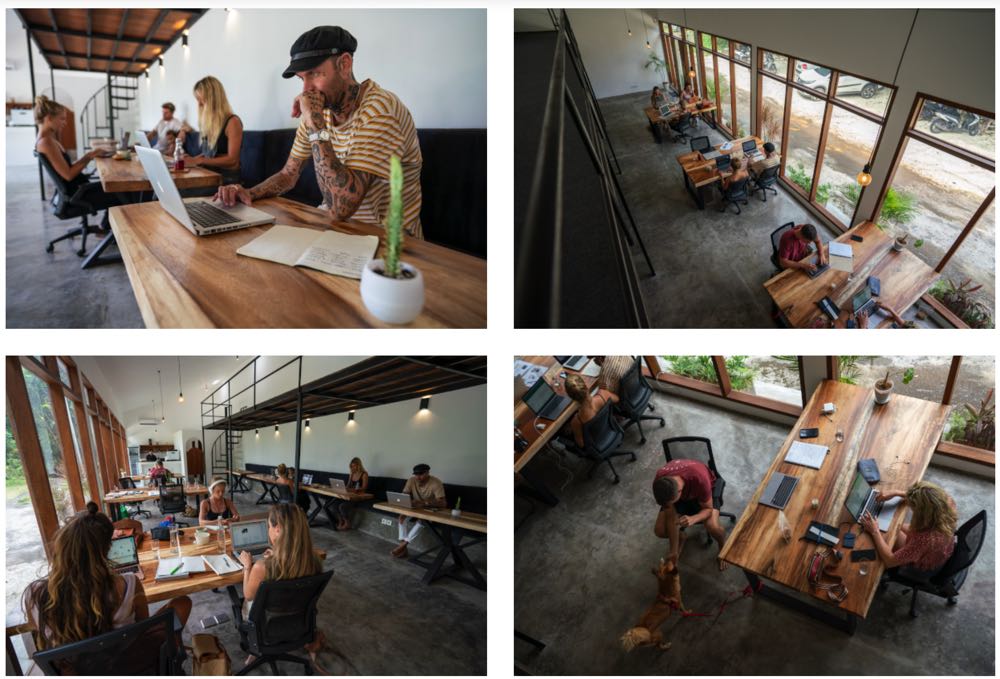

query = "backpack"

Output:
[[188, 634, 231, 676]]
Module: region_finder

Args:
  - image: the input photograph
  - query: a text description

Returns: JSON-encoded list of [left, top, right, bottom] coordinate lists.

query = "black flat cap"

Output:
[[282, 26, 357, 79], [413, 464, 431, 474]]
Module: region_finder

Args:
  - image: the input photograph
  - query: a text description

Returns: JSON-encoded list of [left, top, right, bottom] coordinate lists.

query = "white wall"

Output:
[[243, 384, 486, 486], [137, 8, 486, 135]]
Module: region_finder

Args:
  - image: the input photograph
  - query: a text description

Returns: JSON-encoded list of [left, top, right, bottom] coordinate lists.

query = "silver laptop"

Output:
[[108, 535, 143, 578], [844, 469, 902, 532], [758, 472, 799, 510], [135, 145, 275, 236], [702, 149, 722, 160], [329, 478, 347, 492], [301, 473, 313, 486], [229, 519, 270, 562], [386, 491, 412, 508], [133, 129, 151, 148]]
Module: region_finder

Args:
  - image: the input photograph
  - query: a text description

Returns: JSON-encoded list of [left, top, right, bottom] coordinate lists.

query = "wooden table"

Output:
[[676, 135, 763, 209], [719, 380, 950, 633], [764, 221, 939, 328], [301, 484, 375, 529], [513, 356, 599, 506], [103, 484, 208, 519], [228, 468, 253, 493], [373, 502, 487, 590], [94, 155, 222, 193], [645, 100, 718, 143], [108, 197, 487, 328]]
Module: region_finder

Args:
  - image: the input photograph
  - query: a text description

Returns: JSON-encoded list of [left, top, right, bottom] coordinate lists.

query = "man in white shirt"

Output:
[[147, 102, 185, 153]]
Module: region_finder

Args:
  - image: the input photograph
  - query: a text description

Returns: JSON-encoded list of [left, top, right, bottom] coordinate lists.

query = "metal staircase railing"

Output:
[[79, 74, 139, 149]]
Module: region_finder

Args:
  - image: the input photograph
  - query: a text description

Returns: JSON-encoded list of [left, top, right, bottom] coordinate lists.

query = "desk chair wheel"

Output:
[[45, 243, 55, 253], [947, 596, 958, 606], [77, 247, 87, 257]]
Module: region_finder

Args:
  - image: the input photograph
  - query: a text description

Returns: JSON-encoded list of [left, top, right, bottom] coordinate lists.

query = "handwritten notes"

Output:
[[237, 224, 379, 279]]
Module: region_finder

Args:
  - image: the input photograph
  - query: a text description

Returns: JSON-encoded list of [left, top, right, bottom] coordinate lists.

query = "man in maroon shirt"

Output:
[[653, 459, 728, 571], [778, 223, 826, 272]]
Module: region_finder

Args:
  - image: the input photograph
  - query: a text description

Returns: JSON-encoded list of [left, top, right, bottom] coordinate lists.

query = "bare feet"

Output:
[[717, 556, 729, 571]]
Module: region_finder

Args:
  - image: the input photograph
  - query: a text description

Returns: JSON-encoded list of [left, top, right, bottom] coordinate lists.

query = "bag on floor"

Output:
[[188, 633, 231, 676]]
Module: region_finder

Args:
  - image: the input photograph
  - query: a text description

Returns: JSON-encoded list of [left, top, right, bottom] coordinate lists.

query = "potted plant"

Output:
[[452, 496, 462, 518], [644, 53, 667, 89], [360, 155, 424, 324], [893, 232, 924, 252], [874, 367, 915, 405]]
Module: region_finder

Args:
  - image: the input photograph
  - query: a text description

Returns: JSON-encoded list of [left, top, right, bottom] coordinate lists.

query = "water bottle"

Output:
[[217, 516, 225, 554], [174, 139, 185, 171], [170, 526, 182, 558]]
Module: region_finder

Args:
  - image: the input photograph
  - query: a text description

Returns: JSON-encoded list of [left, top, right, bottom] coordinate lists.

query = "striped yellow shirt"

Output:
[[290, 80, 423, 238]]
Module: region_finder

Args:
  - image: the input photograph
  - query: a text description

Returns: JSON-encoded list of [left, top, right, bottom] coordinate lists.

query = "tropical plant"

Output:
[[644, 53, 667, 82], [838, 356, 862, 385], [661, 356, 756, 391], [759, 102, 782, 144], [943, 390, 995, 451], [930, 278, 995, 329], [876, 367, 915, 390], [382, 154, 404, 278], [786, 163, 829, 203], [6, 422, 25, 484]]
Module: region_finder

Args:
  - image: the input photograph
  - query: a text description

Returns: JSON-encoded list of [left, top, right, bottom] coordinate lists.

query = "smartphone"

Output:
[[799, 427, 820, 439], [850, 235, 864, 242]]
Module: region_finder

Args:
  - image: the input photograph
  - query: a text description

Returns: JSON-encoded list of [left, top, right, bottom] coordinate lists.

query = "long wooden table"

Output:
[[764, 220, 939, 328], [676, 135, 764, 209], [513, 356, 599, 506], [373, 502, 487, 590], [644, 99, 718, 143], [103, 484, 208, 519], [719, 379, 950, 633], [107, 197, 487, 328], [301, 483, 375, 528], [95, 155, 222, 193]]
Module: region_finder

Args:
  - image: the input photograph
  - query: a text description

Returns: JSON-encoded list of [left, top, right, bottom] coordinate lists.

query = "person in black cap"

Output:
[[392, 463, 446, 558], [214, 25, 424, 238]]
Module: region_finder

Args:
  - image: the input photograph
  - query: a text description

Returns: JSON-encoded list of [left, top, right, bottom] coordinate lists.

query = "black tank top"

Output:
[[204, 499, 232, 520], [35, 143, 88, 192], [348, 472, 367, 490]]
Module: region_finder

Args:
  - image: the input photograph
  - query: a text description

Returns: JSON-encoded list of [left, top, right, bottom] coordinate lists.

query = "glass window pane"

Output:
[[659, 356, 721, 387], [702, 51, 716, 102], [701, 33, 712, 50], [932, 201, 995, 327], [56, 359, 71, 389], [65, 397, 91, 502], [914, 99, 994, 162], [725, 356, 803, 406], [881, 138, 994, 319], [21, 368, 76, 524], [718, 57, 732, 130], [684, 28, 695, 43], [839, 356, 945, 403], [734, 42, 750, 64], [734, 63, 751, 138], [943, 356, 995, 451], [5, 414, 51, 626], [671, 24, 682, 39], [835, 74, 890, 118], [815, 106, 882, 226], [784, 88, 825, 194], [672, 40, 684, 90], [793, 61, 831, 94], [760, 76, 786, 153], [716, 37, 729, 55], [762, 51, 788, 78]]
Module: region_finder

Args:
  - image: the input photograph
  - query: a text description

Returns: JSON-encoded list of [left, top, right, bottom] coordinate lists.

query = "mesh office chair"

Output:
[[661, 437, 737, 544], [34, 150, 104, 258], [276, 483, 294, 504], [769, 222, 796, 272], [157, 482, 190, 526], [228, 570, 334, 675], [565, 400, 636, 484], [880, 509, 987, 618], [689, 136, 711, 154], [31, 609, 183, 676], [118, 477, 151, 519], [719, 176, 751, 215], [668, 112, 693, 143], [617, 358, 665, 444], [751, 164, 780, 201]]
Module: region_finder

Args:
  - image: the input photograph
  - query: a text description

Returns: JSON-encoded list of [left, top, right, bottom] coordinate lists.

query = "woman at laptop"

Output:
[[718, 156, 749, 198], [22, 502, 191, 653], [274, 464, 311, 514], [332, 457, 370, 531], [859, 481, 957, 573], [182, 76, 243, 192], [199, 477, 242, 526], [561, 373, 619, 449]]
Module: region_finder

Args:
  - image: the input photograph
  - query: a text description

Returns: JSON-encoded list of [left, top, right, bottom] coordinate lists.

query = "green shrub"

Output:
[[786, 163, 812, 194], [838, 356, 862, 385], [662, 356, 756, 391], [881, 187, 916, 224]]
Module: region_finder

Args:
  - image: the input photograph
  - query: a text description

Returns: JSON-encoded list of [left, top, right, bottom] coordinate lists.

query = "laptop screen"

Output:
[[844, 470, 872, 521], [232, 520, 269, 549], [852, 286, 872, 313], [715, 155, 732, 170], [108, 536, 138, 566], [523, 379, 555, 414], [742, 140, 757, 152]]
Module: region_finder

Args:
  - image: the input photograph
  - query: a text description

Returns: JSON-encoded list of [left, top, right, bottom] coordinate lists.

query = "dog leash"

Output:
[[668, 581, 762, 620]]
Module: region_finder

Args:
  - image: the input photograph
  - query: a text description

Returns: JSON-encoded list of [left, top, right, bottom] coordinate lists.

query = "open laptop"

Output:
[[805, 249, 830, 279], [714, 155, 732, 172], [387, 491, 412, 508], [851, 286, 877, 316], [556, 356, 588, 371], [301, 473, 313, 486], [523, 379, 571, 420], [229, 519, 270, 562], [135, 145, 275, 236], [329, 478, 347, 492], [845, 469, 902, 532], [702, 149, 722, 161], [658, 103, 673, 117], [133, 129, 151, 148], [758, 472, 799, 510], [108, 535, 143, 578]]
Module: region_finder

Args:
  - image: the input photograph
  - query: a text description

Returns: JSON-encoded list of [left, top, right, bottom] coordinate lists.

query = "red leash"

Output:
[[670, 582, 762, 621]]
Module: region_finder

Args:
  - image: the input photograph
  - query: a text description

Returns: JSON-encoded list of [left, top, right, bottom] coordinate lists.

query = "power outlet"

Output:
[[381, 518, 393, 527]]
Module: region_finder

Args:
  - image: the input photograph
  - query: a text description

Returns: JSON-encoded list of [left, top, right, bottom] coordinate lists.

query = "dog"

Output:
[[620, 558, 688, 652]]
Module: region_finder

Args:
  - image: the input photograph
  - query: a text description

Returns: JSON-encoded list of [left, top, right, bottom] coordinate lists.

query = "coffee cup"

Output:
[[194, 529, 210, 545]]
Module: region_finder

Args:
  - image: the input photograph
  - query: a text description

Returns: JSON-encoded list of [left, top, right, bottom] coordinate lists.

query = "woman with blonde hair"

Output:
[[332, 457, 369, 531], [184, 76, 242, 186], [860, 480, 958, 572], [562, 373, 619, 449]]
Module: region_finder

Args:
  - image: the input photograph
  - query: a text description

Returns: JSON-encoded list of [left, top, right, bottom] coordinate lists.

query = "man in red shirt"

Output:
[[653, 459, 728, 571], [778, 223, 826, 272]]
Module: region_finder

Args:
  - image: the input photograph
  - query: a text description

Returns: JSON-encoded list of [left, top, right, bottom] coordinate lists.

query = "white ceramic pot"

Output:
[[893, 241, 905, 252], [194, 530, 210, 545], [360, 259, 424, 324], [874, 380, 894, 405], [451, 509, 462, 518]]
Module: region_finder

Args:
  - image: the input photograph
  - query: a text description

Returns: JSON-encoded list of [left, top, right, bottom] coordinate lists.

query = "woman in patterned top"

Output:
[[860, 480, 957, 573]]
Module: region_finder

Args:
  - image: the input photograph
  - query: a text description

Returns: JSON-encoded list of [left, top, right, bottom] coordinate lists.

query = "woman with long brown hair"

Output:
[[860, 480, 958, 572], [22, 502, 191, 651]]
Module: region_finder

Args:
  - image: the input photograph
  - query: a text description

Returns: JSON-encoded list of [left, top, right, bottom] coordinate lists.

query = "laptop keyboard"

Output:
[[772, 475, 797, 508], [862, 494, 883, 519], [117, 564, 141, 575], [186, 201, 241, 228]]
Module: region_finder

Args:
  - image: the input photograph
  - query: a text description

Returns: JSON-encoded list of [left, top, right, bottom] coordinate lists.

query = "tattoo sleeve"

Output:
[[309, 140, 373, 221], [249, 155, 307, 201]]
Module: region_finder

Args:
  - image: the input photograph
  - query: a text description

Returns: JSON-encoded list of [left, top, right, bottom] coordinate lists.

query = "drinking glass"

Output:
[[170, 526, 182, 558], [858, 564, 869, 576], [152, 540, 160, 561], [836, 429, 844, 443]]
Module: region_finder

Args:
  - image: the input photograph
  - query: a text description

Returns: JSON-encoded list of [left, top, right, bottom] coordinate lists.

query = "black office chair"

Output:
[[32, 609, 184, 675], [157, 482, 189, 526], [880, 509, 987, 618], [564, 400, 636, 484], [661, 437, 737, 544], [35, 150, 105, 257], [719, 176, 750, 214], [769, 222, 796, 272], [118, 477, 151, 519], [689, 136, 711, 154], [228, 570, 334, 675], [276, 483, 294, 504], [617, 357, 665, 444], [751, 164, 780, 201], [668, 112, 693, 143]]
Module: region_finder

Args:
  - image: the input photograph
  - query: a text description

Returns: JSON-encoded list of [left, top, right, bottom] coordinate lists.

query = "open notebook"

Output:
[[237, 224, 379, 279]]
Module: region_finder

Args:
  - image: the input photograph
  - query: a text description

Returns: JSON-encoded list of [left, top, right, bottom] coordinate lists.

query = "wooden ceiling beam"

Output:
[[85, 10, 92, 71], [124, 9, 169, 73], [106, 10, 129, 74], [22, 22, 173, 48], [47, 9, 68, 62]]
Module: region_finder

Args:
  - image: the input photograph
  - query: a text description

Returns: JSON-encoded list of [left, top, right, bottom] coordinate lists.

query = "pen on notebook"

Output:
[[170, 562, 183, 575]]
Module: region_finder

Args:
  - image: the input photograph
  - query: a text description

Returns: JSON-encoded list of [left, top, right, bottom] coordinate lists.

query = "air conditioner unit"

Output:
[[138, 417, 158, 426]]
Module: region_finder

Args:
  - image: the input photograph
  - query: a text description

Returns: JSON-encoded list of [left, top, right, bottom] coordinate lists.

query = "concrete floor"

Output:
[[514, 390, 995, 675], [598, 92, 838, 328], [5, 162, 144, 328]]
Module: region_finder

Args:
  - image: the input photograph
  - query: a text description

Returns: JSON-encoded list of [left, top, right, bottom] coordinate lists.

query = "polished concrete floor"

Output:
[[514, 391, 995, 675], [6, 163, 144, 328]]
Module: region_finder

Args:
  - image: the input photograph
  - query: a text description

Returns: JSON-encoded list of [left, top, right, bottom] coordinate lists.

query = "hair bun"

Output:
[[35, 94, 49, 105], [86, 501, 99, 515]]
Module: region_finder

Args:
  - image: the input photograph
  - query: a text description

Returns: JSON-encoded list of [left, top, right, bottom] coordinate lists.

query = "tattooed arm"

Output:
[[248, 155, 307, 201], [310, 140, 373, 220]]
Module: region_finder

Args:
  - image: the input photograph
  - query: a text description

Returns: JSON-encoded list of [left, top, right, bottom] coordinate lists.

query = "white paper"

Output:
[[155, 557, 189, 580], [829, 241, 854, 273], [182, 556, 207, 573], [877, 496, 904, 532], [202, 554, 243, 575], [828, 241, 853, 259], [236, 224, 378, 279], [514, 360, 548, 387], [784, 441, 829, 469]]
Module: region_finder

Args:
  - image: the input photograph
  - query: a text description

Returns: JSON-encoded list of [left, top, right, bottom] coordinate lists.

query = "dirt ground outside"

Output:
[[5, 483, 48, 626]]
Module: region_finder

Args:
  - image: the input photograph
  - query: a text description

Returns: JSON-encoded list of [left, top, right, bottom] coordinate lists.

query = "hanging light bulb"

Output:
[[305, 417, 311, 431], [158, 370, 165, 423], [856, 163, 873, 187], [624, 10, 632, 37], [177, 357, 184, 403], [643, 11, 651, 48]]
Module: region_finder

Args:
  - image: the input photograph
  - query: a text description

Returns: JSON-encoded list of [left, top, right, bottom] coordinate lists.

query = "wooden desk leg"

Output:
[[515, 629, 546, 650], [742, 569, 859, 635], [683, 172, 706, 210]]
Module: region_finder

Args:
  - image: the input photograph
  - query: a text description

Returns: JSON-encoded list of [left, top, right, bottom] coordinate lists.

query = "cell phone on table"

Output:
[[799, 427, 820, 439], [850, 235, 864, 242]]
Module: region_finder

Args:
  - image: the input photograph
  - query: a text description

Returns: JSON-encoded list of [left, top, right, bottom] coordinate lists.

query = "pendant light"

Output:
[[624, 10, 632, 37], [177, 357, 184, 403], [856, 164, 873, 187], [644, 12, 652, 49], [157, 370, 165, 423]]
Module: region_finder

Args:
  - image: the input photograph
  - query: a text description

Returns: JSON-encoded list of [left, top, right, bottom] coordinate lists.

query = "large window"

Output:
[[944, 356, 995, 451], [816, 107, 881, 225], [734, 62, 752, 138], [649, 356, 804, 415], [759, 75, 786, 153], [698, 32, 749, 137], [22, 367, 77, 525], [784, 88, 825, 197], [726, 356, 802, 406], [877, 95, 995, 327]]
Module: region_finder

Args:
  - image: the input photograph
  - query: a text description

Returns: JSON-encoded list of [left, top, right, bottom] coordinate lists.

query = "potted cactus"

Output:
[[874, 367, 915, 405], [452, 496, 462, 518], [360, 155, 424, 323]]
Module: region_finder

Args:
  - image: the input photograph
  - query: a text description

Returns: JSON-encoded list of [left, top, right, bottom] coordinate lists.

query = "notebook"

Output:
[[828, 241, 854, 273], [202, 554, 243, 575], [237, 224, 379, 279], [155, 556, 207, 580], [784, 441, 829, 469]]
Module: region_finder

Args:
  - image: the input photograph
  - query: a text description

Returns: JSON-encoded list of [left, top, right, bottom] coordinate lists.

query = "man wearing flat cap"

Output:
[[392, 463, 446, 558], [215, 26, 423, 238]]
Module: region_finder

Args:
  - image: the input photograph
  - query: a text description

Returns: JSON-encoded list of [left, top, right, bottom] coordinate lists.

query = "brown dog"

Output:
[[620, 558, 688, 652]]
